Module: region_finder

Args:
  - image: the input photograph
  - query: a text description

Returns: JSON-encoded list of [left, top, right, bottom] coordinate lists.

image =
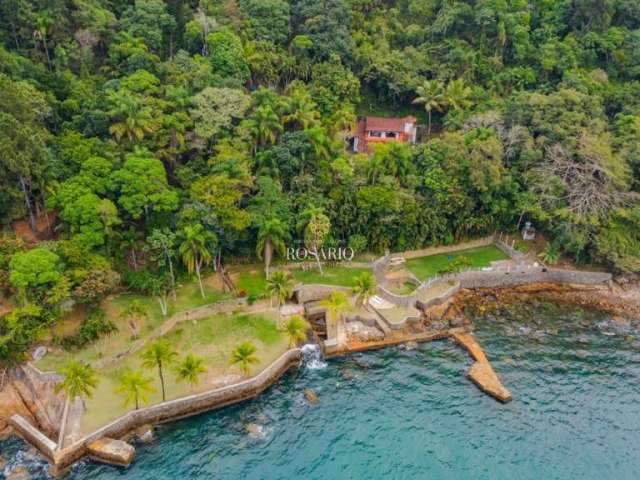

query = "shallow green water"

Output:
[[2, 301, 640, 479]]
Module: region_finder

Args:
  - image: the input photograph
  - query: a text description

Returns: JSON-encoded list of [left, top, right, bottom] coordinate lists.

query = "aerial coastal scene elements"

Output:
[[0, 1, 640, 478]]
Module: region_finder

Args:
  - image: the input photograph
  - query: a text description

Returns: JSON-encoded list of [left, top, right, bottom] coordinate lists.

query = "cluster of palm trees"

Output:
[[55, 268, 377, 427], [412, 78, 473, 136]]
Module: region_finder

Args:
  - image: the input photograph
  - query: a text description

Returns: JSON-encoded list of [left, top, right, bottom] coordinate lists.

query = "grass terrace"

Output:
[[36, 275, 231, 372], [75, 311, 288, 435], [406, 245, 509, 281]]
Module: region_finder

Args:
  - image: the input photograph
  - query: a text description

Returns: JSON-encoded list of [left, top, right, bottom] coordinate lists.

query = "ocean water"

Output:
[[2, 301, 640, 479]]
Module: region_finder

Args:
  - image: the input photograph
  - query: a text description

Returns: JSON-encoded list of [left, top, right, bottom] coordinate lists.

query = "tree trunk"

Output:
[[159, 362, 166, 402], [157, 295, 168, 316], [427, 109, 432, 137], [314, 245, 324, 276], [131, 247, 138, 271], [195, 259, 205, 299], [18, 176, 36, 232], [167, 252, 177, 301], [135, 392, 139, 410], [57, 395, 71, 449], [264, 239, 273, 278], [42, 36, 52, 70]]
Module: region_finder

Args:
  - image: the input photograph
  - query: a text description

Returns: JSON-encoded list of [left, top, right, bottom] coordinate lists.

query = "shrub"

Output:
[[55, 308, 117, 350]]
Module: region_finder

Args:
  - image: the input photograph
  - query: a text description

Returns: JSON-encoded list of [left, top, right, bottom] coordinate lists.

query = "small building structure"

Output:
[[351, 116, 418, 153]]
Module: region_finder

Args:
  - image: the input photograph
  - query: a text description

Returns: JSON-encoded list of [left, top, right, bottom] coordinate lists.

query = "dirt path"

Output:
[[93, 298, 275, 370]]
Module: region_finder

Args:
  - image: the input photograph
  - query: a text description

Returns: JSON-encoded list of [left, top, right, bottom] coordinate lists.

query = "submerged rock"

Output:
[[136, 425, 154, 444], [304, 389, 318, 404], [401, 341, 418, 350], [245, 423, 266, 439], [5, 465, 29, 480]]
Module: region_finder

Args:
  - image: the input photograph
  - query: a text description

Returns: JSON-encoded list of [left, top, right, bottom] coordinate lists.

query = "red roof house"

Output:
[[351, 116, 418, 153]]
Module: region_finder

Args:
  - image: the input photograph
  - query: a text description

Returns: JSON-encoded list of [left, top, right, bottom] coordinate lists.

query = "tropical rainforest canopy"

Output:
[[1, 0, 640, 360]]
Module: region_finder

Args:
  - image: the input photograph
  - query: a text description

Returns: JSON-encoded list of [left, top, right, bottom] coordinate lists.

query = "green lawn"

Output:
[[36, 276, 230, 372], [514, 239, 534, 253], [406, 245, 509, 280], [291, 266, 370, 287], [77, 311, 288, 435], [233, 266, 268, 297]]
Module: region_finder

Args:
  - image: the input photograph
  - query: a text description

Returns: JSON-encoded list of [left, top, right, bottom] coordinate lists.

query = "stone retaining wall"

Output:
[[294, 284, 352, 304], [13, 349, 301, 469], [416, 281, 461, 311], [454, 266, 612, 289]]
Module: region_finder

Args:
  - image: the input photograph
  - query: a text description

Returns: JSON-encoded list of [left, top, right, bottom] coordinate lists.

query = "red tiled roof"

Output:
[[364, 116, 416, 132]]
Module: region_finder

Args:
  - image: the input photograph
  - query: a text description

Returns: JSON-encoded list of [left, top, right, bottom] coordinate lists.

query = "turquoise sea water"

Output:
[[2, 301, 640, 479]]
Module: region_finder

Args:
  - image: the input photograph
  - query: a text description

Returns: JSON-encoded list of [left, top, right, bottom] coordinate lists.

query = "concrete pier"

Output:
[[452, 332, 512, 403]]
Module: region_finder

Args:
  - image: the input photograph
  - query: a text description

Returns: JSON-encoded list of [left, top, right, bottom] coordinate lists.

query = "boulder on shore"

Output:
[[87, 438, 135, 467]]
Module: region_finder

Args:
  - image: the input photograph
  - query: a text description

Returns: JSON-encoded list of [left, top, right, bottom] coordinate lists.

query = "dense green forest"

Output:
[[1, 0, 640, 360]]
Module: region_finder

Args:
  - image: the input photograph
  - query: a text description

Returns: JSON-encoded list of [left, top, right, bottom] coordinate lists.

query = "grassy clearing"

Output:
[[406, 245, 509, 280], [233, 266, 268, 297], [36, 276, 230, 372], [232, 263, 371, 296], [77, 311, 288, 435], [291, 266, 370, 287]]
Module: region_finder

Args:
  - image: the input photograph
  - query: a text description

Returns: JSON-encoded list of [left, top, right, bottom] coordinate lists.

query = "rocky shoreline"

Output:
[[453, 281, 640, 321]]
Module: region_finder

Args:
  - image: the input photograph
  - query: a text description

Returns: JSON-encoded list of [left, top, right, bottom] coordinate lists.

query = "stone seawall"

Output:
[[12, 349, 302, 470], [455, 267, 612, 289]]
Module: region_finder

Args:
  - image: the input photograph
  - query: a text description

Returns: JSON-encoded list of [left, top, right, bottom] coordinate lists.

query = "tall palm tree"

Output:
[[256, 218, 289, 278], [284, 315, 309, 348], [230, 341, 259, 377], [178, 223, 213, 299], [55, 361, 99, 448], [320, 291, 351, 341], [141, 340, 178, 402], [176, 354, 207, 391], [353, 272, 377, 309], [299, 207, 331, 275], [250, 105, 283, 148], [282, 83, 320, 130], [444, 79, 473, 112], [119, 300, 148, 339], [115, 369, 156, 410], [266, 270, 293, 322], [107, 91, 159, 143], [412, 80, 446, 136]]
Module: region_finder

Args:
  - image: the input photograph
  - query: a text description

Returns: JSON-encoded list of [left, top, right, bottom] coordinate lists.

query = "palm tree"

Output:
[[282, 82, 320, 130], [115, 369, 156, 410], [119, 300, 148, 339], [141, 340, 178, 402], [230, 341, 260, 377], [256, 218, 289, 278], [320, 291, 351, 341], [284, 315, 309, 348], [444, 79, 473, 112], [266, 270, 293, 323], [412, 80, 446, 136], [178, 223, 213, 299], [176, 354, 207, 391], [299, 207, 331, 275], [250, 105, 283, 148], [539, 243, 560, 265], [353, 272, 377, 309], [107, 91, 159, 143], [55, 361, 99, 448]]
